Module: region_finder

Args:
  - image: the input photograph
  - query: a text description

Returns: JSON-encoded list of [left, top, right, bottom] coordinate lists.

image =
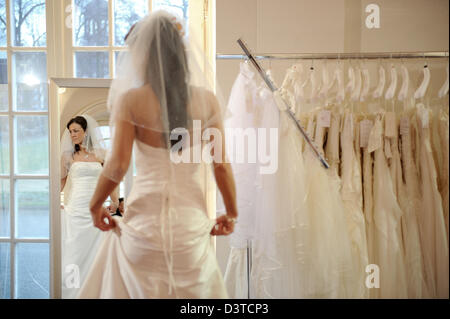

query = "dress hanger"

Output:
[[336, 57, 345, 104], [352, 63, 362, 102], [319, 60, 330, 100], [385, 56, 398, 113], [346, 60, 356, 96], [437, 59, 449, 99], [398, 59, 409, 101], [360, 59, 370, 102], [413, 56, 431, 100], [372, 59, 386, 100], [397, 59, 410, 113]]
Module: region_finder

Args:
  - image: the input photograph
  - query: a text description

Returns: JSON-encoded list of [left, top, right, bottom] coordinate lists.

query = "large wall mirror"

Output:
[[49, 78, 127, 298]]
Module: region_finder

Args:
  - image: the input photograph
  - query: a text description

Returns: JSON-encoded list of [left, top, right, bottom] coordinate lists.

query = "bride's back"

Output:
[[124, 83, 219, 151]]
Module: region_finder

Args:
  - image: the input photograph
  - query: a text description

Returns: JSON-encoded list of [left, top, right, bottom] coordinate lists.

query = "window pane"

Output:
[[0, 51, 7, 110], [0, 116, 8, 175], [0, 243, 10, 298], [15, 179, 49, 239], [12, 0, 46, 47], [152, 0, 189, 21], [0, 179, 9, 237], [113, 0, 148, 46], [0, 0, 6, 47], [74, 51, 109, 78], [113, 50, 122, 77], [13, 52, 48, 111], [15, 243, 49, 298], [73, 0, 109, 46], [15, 116, 49, 175]]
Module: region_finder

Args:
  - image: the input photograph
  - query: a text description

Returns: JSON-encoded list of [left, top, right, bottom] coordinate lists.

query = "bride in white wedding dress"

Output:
[[60, 114, 117, 299], [77, 11, 237, 299]]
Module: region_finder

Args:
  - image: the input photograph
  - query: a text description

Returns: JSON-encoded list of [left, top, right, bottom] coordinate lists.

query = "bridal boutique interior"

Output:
[[0, 0, 448, 299]]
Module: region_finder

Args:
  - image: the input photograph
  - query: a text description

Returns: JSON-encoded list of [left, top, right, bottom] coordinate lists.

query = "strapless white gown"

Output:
[[77, 140, 228, 299], [62, 161, 104, 299]]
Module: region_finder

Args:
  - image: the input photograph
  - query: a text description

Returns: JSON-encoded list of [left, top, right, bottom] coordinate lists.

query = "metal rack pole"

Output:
[[217, 51, 449, 60], [237, 38, 330, 169]]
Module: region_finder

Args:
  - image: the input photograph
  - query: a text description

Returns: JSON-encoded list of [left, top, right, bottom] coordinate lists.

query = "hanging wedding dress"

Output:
[[295, 111, 356, 298], [368, 114, 408, 298], [340, 111, 369, 298], [251, 92, 299, 299], [361, 117, 376, 298], [437, 109, 449, 241], [415, 104, 449, 299], [390, 114, 426, 298]]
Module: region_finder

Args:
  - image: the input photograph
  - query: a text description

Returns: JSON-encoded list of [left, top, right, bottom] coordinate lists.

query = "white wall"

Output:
[[214, 0, 449, 275]]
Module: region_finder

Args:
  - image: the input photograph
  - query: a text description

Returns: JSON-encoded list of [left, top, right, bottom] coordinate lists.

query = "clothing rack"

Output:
[[216, 51, 449, 60]]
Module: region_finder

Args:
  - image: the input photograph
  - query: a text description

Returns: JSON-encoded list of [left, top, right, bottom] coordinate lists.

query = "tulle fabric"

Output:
[[223, 63, 281, 298]]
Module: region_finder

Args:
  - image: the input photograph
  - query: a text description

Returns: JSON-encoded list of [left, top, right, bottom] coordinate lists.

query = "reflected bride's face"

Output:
[[68, 123, 85, 145]]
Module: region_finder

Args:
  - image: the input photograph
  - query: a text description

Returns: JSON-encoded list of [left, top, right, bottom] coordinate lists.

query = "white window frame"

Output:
[[0, 0, 55, 299]]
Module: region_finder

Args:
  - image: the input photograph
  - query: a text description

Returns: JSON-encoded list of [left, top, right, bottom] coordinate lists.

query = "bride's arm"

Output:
[[61, 177, 67, 193], [90, 118, 135, 230], [208, 93, 238, 236]]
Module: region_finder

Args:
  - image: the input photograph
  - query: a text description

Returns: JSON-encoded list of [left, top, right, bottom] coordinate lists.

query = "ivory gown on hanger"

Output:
[[415, 104, 449, 299], [361, 118, 376, 299], [390, 115, 426, 298], [62, 161, 104, 299], [438, 110, 449, 241], [340, 111, 369, 298], [368, 114, 408, 298]]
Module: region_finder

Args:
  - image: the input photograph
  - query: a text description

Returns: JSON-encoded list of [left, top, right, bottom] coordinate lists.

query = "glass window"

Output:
[[11, 0, 46, 47], [0, 243, 10, 298], [15, 243, 49, 298], [113, 0, 148, 46], [73, 0, 109, 46], [152, 0, 189, 21], [0, 0, 6, 47], [0, 51, 7, 110], [13, 52, 47, 111], [0, 116, 9, 175], [15, 179, 49, 239], [15, 116, 49, 175], [0, 179, 9, 238], [74, 51, 109, 78]]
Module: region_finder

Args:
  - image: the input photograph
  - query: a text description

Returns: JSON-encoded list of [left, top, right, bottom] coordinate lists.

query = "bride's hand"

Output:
[[90, 204, 116, 231], [210, 215, 236, 236]]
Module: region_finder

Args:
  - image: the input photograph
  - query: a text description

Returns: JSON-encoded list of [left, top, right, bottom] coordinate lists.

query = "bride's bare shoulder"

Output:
[[126, 84, 157, 102], [190, 86, 217, 103]]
